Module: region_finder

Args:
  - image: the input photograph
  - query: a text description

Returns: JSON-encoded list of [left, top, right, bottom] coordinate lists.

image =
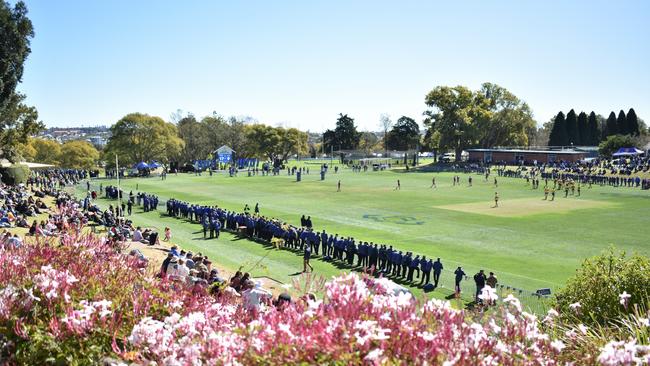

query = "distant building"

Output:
[[88, 136, 107, 147], [467, 148, 586, 164]]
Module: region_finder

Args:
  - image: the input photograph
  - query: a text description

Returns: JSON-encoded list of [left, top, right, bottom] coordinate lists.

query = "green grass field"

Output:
[[85, 165, 650, 308]]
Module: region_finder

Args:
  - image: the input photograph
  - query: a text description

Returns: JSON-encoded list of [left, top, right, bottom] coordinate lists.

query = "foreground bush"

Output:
[[554, 248, 650, 326], [0, 229, 648, 365]]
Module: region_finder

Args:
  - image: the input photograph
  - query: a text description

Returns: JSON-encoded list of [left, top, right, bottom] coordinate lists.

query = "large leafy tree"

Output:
[[576, 111, 588, 145], [104, 113, 184, 167], [548, 112, 568, 146], [59, 140, 99, 169], [598, 134, 636, 156], [626, 108, 640, 136], [423, 85, 490, 161], [587, 112, 601, 145], [359, 131, 379, 156], [475, 83, 535, 148], [177, 114, 210, 163], [30, 138, 62, 164], [564, 109, 579, 145], [244, 124, 307, 161], [386, 116, 420, 151], [616, 110, 627, 135], [323, 113, 361, 151], [0, 1, 43, 162], [604, 111, 618, 137]]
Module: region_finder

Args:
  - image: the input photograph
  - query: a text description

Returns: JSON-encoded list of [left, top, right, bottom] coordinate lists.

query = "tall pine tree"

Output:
[[605, 111, 618, 137], [548, 111, 568, 146], [616, 110, 627, 135], [626, 108, 640, 136], [587, 111, 601, 145], [577, 111, 588, 145], [565, 109, 579, 145]]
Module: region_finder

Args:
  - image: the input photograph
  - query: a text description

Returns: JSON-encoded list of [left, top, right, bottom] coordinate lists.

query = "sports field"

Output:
[[87, 165, 649, 303]]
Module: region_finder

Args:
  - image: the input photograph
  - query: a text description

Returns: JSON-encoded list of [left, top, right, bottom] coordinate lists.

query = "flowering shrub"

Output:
[[1, 227, 649, 365], [554, 248, 650, 326], [0, 233, 190, 364]]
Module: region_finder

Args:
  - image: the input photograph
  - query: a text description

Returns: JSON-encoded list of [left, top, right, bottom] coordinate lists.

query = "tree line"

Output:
[[548, 108, 642, 146]]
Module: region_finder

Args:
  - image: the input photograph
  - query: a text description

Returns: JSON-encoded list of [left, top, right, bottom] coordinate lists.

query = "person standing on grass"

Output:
[[254, 203, 259, 214], [337, 180, 341, 192], [474, 269, 487, 302], [164, 227, 172, 242], [394, 179, 401, 190], [430, 177, 436, 188], [454, 266, 466, 298], [494, 177, 498, 187], [486, 272, 498, 302], [494, 192, 499, 207], [468, 176, 472, 187], [303, 242, 313, 273], [433, 258, 443, 287], [420, 257, 432, 286]]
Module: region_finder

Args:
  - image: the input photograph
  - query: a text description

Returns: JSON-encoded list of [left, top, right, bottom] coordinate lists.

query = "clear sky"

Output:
[[17, 0, 650, 131]]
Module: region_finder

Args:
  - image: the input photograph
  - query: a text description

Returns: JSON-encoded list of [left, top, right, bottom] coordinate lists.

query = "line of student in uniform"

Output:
[[156, 195, 456, 289]]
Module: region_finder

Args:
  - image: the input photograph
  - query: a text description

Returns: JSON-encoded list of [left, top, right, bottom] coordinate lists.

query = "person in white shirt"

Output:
[[242, 281, 272, 311], [132, 227, 145, 243]]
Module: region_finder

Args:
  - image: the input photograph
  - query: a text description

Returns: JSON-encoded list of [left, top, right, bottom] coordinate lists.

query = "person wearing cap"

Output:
[[170, 245, 179, 257], [242, 280, 272, 311]]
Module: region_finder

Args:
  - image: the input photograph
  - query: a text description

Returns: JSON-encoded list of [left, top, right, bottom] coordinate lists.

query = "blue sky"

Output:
[[17, 0, 650, 131]]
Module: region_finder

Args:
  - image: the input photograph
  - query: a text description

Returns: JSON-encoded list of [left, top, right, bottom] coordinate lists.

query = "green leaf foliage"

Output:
[[554, 248, 650, 325]]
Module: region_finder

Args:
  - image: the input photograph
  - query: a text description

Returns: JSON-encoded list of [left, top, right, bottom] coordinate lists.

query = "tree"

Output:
[[626, 108, 640, 136], [576, 111, 588, 145], [476, 83, 536, 148], [59, 140, 99, 169], [104, 113, 184, 167], [244, 124, 307, 162], [423, 85, 490, 161], [0, 1, 32, 114], [386, 116, 420, 151], [548, 112, 568, 146], [564, 109, 579, 145], [529, 119, 553, 147], [244, 124, 281, 161], [587, 112, 601, 145], [276, 127, 308, 161], [616, 110, 627, 135], [177, 114, 210, 163], [378, 114, 392, 155], [30, 138, 62, 164], [598, 134, 636, 156], [604, 111, 618, 137], [323, 114, 361, 151], [359, 131, 379, 156], [0, 2, 43, 162]]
